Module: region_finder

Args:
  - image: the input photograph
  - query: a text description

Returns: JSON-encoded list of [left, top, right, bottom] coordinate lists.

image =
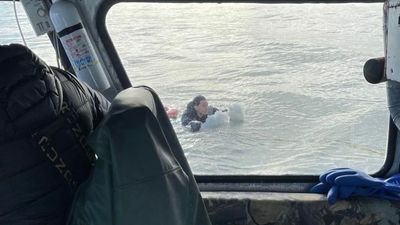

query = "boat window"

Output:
[[0, 2, 57, 66], [109, 3, 387, 175]]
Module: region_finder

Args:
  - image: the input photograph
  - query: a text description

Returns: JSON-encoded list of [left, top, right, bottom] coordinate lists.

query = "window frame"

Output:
[[97, 0, 394, 189]]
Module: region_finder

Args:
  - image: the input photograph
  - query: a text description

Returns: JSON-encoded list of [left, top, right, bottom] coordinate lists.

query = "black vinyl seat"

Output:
[[68, 86, 212, 225]]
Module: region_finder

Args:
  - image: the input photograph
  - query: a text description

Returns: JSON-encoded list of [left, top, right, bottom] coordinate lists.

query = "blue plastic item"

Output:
[[310, 168, 400, 204], [310, 168, 354, 193]]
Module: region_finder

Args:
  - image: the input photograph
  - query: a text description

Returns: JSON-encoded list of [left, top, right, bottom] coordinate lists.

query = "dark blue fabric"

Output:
[[0, 44, 109, 225]]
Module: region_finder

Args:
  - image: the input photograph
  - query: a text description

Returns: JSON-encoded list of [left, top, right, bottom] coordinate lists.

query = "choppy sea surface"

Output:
[[1, 2, 388, 175]]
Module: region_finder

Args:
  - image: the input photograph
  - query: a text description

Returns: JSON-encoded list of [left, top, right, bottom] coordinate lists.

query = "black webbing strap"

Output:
[[32, 97, 95, 191], [60, 99, 96, 165]]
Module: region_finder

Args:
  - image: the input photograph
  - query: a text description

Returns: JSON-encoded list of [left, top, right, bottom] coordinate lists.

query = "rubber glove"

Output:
[[321, 168, 359, 184], [326, 184, 400, 204], [311, 168, 400, 192], [384, 174, 400, 191], [311, 168, 378, 204], [311, 168, 393, 192], [310, 168, 354, 193], [326, 185, 382, 204], [332, 169, 400, 192], [311, 168, 400, 204]]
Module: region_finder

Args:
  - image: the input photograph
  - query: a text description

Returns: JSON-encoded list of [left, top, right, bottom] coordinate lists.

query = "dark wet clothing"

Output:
[[0, 44, 110, 225], [181, 107, 205, 126], [181, 102, 218, 131]]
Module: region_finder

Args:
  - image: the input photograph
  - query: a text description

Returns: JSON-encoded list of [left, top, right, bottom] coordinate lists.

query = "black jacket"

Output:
[[181, 102, 218, 131], [0, 44, 110, 225], [181, 102, 206, 126]]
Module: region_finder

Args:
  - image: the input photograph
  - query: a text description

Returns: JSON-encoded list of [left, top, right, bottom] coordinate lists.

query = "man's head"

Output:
[[193, 95, 208, 117]]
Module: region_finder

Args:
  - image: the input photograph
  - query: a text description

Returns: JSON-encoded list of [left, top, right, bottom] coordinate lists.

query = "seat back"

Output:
[[68, 86, 212, 225]]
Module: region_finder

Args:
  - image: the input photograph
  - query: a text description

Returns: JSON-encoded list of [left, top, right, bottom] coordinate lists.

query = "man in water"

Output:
[[181, 95, 218, 132]]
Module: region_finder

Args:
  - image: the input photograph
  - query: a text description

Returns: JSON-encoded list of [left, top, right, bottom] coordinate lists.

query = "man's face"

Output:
[[195, 100, 208, 117]]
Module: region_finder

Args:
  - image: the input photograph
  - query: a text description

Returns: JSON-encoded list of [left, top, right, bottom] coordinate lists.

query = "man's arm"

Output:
[[181, 111, 192, 126], [181, 111, 202, 132]]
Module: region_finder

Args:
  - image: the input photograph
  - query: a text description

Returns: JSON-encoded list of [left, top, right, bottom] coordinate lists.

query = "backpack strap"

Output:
[[51, 66, 97, 166], [60, 98, 97, 165], [31, 68, 95, 191]]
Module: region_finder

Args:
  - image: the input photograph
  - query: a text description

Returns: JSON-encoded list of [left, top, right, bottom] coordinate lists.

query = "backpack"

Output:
[[0, 43, 110, 225]]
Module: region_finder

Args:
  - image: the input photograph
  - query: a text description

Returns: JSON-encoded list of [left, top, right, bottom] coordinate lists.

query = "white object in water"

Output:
[[201, 103, 244, 131], [50, 0, 110, 91], [228, 103, 244, 122], [202, 111, 229, 129]]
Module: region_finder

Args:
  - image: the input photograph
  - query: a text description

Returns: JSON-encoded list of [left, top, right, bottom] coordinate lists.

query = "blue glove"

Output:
[[330, 168, 400, 192], [321, 168, 362, 184], [310, 168, 400, 204], [310, 168, 380, 204], [326, 185, 382, 204], [312, 168, 387, 190], [310, 168, 353, 193], [327, 184, 400, 204], [328, 168, 385, 187], [384, 174, 400, 191]]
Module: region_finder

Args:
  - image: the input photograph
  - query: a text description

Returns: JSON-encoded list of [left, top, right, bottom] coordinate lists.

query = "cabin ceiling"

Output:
[[0, 0, 385, 3]]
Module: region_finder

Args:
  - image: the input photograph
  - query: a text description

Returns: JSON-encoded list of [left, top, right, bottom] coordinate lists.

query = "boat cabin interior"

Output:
[[2, 0, 400, 224]]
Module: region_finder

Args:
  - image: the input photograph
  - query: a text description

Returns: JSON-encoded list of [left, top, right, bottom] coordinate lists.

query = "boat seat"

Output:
[[67, 86, 212, 225]]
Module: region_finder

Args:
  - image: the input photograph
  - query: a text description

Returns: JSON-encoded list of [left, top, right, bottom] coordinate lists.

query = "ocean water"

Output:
[[1, 2, 388, 175]]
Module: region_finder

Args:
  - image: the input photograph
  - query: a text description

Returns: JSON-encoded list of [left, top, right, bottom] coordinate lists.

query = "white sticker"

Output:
[[21, 0, 54, 36], [61, 29, 99, 72]]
